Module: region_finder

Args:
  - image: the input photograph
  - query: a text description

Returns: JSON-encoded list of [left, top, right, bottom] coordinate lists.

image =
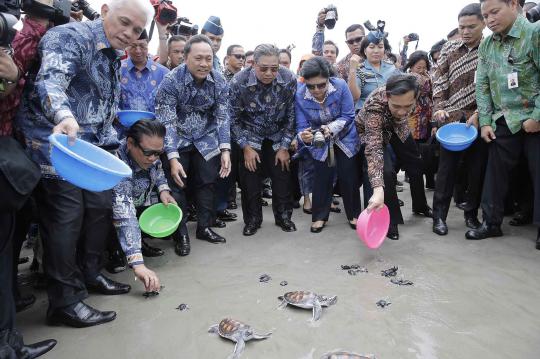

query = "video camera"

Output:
[[168, 17, 198, 37], [527, 4, 540, 22], [323, 4, 338, 30], [151, 0, 177, 26], [407, 33, 419, 42], [71, 0, 99, 20], [364, 19, 388, 38]]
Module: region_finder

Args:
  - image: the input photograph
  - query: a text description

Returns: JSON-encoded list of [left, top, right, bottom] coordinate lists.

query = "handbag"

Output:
[[0, 136, 41, 212]]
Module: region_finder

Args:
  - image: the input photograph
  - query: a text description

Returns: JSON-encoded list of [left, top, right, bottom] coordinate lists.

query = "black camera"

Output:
[[0, 0, 20, 47], [527, 4, 540, 22], [364, 19, 388, 38], [311, 128, 326, 148], [407, 33, 419, 42], [71, 0, 99, 20], [168, 17, 198, 37], [323, 4, 338, 30]]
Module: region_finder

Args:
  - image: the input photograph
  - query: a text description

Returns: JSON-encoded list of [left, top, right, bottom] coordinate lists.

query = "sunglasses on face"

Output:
[[232, 54, 246, 60], [306, 82, 327, 90], [257, 65, 279, 73], [346, 36, 364, 45], [136, 142, 163, 157]]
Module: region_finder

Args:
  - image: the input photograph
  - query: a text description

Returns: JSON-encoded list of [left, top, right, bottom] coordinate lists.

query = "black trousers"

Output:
[[384, 134, 429, 225], [0, 211, 15, 332], [11, 199, 35, 299], [163, 147, 220, 235], [35, 179, 112, 309], [312, 146, 361, 222], [433, 136, 488, 221], [238, 139, 292, 225], [227, 143, 241, 203], [481, 120, 540, 226]]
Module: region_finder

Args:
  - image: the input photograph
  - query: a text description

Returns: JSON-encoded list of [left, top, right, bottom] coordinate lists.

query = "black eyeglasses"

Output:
[[306, 82, 327, 90], [136, 142, 163, 157], [232, 54, 246, 60], [346, 36, 364, 45]]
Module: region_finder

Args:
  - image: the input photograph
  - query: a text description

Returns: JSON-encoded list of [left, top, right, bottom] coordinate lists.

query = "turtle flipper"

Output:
[[228, 339, 246, 359], [251, 330, 272, 340], [208, 324, 218, 334], [277, 299, 288, 310], [312, 300, 323, 321]]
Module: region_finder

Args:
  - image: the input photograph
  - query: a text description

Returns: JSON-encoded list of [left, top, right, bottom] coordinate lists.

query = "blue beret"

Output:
[[202, 16, 223, 35]]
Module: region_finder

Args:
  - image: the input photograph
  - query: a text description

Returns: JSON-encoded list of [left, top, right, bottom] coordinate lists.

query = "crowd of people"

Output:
[[0, 0, 539, 357]]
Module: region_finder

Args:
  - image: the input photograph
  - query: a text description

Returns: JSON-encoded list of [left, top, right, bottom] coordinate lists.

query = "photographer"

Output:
[[16, 0, 154, 328]]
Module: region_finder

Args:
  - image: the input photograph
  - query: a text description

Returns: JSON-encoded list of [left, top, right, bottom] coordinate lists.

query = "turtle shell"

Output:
[[324, 352, 374, 359], [217, 318, 247, 338], [283, 291, 316, 305]]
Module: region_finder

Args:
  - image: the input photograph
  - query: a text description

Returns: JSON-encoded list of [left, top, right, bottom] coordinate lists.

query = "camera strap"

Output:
[[327, 140, 335, 167]]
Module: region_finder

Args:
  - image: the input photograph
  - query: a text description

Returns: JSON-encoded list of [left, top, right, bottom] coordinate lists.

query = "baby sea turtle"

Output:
[[381, 266, 398, 277], [208, 318, 272, 359], [280, 281, 288, 286], [376, 300, 391, 308], [176, 304, 189, 311], [390, 278, 413, 286], [277, 291, 337, 321], [320, 350, 376, 359], [259, 274, 271, 283]]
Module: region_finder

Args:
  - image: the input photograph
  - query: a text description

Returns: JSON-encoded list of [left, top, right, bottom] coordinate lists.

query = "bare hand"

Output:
[[350, 54, 362, 69], [169, 158, 187, 187], [321, 125, 331, 138], [219, 150, 231, 178], [367, 187, 384, 212], [433, 110, 449, 123], [133, 264, 161, 292], [243, 146, 260, 172], [317, 9, 326, 26], [300, 128, 313, 143], [403, 35, 410, 45], [52, 116, 79, 145], [466, 113, 479, 129], [481, 126, 496, 143], [275, 149, 290, 171], [159, 191, 177, 206], [431, 127, 437, 137], [522, 119, 540, 133], [0, 50, 19, 82]]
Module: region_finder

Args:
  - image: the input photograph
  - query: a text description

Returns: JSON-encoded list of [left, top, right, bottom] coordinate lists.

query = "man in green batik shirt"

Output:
[[466, 0, 540, 248]]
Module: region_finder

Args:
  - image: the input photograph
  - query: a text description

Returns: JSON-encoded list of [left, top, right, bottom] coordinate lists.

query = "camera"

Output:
[[151, 0, 177, 26], [311, 129, 326, 148], [527, 4, 540, 22], [0, 0, 20, 47], [168, 17, 198, 37], [407, 33, 419, 42], [323, 4, 338, 30], [71, 0, 99, 20]]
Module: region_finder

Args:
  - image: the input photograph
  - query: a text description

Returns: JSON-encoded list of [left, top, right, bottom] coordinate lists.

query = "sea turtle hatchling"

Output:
[[320, 350, 376, 359], [277, 291, 337, 321], [208, 318, 272, 359]]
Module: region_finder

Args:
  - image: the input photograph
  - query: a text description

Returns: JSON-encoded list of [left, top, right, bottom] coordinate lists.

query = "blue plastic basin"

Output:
[[436, 123, 478, 151], [116, 110, 156, 128], [49, 134, 132, 191]]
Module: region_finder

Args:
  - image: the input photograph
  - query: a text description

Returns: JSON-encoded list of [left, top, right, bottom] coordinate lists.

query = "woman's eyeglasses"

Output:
[[346, 36, 364, 45], [306, 82, 327, 90]]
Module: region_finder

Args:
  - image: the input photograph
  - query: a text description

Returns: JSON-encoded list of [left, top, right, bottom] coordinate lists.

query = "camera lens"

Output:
[[0, 12, 18, 47], [527, 4, 540, 23]]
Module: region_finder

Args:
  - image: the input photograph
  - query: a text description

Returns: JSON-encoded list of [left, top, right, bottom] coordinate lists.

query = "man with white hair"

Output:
[[17, 0, 154, 328]]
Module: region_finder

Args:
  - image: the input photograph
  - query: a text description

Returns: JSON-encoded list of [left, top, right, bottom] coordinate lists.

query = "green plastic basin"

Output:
[[139, 203, 182, 238]]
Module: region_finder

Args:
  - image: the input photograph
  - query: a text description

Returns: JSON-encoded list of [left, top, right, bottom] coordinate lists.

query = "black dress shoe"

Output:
[[413, 206, 433, 218], [398, 199, 404, 207], [432, 218, 448, 236], [349, 222, 356, 230], [275, 219, 297, 232], [243, 223, 259, 236], [292, 201, 300, 209], [465, 216, 482, 229], [212, 219, 227, 228], [303, 207, 312, 214], [261, 199, 269, 206], [105, 249, 127, 274], [141, 239, 165, 257], [262, 188, 272, 199], [509, 212, 532, 226], [456, 201, 468, 210], [465, 222, 503, 240], [227, 201, 238, 210], [536, 229, 540, 250], [310, 224, 325, 233], [47, 301, 116, 328], [330, 206, 342, 213], [186, 210, 198, 222], [86, 274, 131, 295], [174, 234, 190, 256], [387, 224, 399, 240], [16, 294, 36, 313], [217, 209, 237, 222], [17, 339, 57, 359], [196, 228, 226, 243]]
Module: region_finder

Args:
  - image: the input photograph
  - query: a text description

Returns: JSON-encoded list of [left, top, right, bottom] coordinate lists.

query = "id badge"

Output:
[[507, 72, 519, 89]]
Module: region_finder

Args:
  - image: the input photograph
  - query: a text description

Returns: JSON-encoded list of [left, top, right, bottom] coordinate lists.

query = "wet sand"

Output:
[[15, 187, 540, 359]]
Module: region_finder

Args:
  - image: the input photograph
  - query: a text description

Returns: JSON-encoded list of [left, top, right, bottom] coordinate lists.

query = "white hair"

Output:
[[107, 0, 155, 26]]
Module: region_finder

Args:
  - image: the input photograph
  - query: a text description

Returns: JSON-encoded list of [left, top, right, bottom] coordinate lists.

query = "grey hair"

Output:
[[253, 44, 280, 64], [107, 0, 154, 25]]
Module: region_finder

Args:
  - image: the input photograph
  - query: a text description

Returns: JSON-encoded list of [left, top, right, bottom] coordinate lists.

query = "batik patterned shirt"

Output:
[[229, 66, 296, 151], [477, 15, 540, 133], [312, 26, 325, 56], [16, 19, 121, 177], [336, 53, 354, 82], [155, 64, 230, 160], [112, 142, 170, 266], [120, 57, 169, 112], [432, 40, 479, 125]]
